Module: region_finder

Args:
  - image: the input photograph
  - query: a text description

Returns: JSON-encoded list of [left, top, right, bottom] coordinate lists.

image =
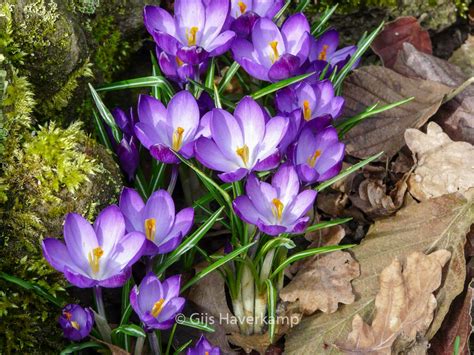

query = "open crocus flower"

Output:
[[42, 206, 146, 288], [187, 335, 221, 355], [292, 126, 345, 184], [195, 96, 288, 182], [144, 0, 235, 66], [233, 164, 317, 235], [232, 13, 310, 82], [135, 91, 201, 164], [130, 273, 185, 331], [59, 304, 94, 341], [119, 187, 194, 255], [275, 80, 345, 121], [229, 0, 284, 38]]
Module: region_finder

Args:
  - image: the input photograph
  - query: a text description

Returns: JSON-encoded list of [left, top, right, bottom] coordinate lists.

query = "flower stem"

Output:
[[149, 331, 161, 355], [165, 323, 177, 355], [146, 255, 155, 273], [134, 335, 145, 355], [167, 165, 179, 195], [94, 286, 106, 320]]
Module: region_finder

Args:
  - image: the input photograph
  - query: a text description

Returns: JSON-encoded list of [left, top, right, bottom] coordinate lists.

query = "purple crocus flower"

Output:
[[144, 0, 236, 66], [59, 304, 94, 341], [119, 187, 194, 255], [135, 91, 202, 164], [42, 206, 146, 288], [194, 96, 288, 182], [231, 14, 311, 82], [229, 0, 284, 38], [233, 164, 317, 235], [130, 273, 185, 331], [157, 48, 209, 83], [187, 335, 221, 355], [291, 126, 345, 184]]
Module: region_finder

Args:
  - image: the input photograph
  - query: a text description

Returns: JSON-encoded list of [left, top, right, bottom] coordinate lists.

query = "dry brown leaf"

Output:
[[393, 42, 474, 144], [405, 122, 474, 200], [280, 251, 360, 315], [371, 16, 432, 69], [338, 250, 451, 355], [306, 225, 346, 249], [285, 192, 474, 354], [342, 66, 452, 160]]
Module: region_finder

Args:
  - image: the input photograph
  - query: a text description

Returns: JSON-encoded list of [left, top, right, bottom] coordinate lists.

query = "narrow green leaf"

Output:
[[148, 161, 167, 194], [205, 58, 216, 90], [89, 84, 122, 143], [96, 76, 174, 99], [188, 79, 236, 109], [60, 341, 102, 355], [181, 242, 256, 292], [218, 62, 240, 94], [150, 51, 162, 100], [251, 72, 314, 100], [453, 335, 460, 355], [213, 83, 222, 108], [135, 169, 149, 199], [311, 4, 338, 36], [176, 316, 215, 332], [120, 304, 133, 326], [273, 0, 291, 21], [270, 245, 354, 279], [111, 324, 146, 338], [315, 151, 384, 192], [255, 238, 296, 264], [304, 218, 353, 233], [120, 279, 133, 350], [173, 340, 193, 355], [295, 0, 311, 12], [92, 109, 113, 151], [265, 279, 277, 343]]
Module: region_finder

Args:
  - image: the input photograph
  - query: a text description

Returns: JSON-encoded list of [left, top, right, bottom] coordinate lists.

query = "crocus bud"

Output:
[[59, 304, 94, 341]]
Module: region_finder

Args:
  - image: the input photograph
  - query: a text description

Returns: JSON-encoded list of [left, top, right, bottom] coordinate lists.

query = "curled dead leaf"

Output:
[[405, 122, 474, 200], [338, 250, 451, 355]]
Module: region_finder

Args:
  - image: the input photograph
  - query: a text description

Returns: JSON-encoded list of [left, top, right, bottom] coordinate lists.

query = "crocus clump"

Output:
[[42, 206, 146, 288], [119, 187, 194, 255], [229, 0, 284, 38], [144, 0, 235, 67], [135, 91, 202, 164], [59, 304, 94, 341], [195, 96, 287, 182], [292, 126, 345, 184], [233, 164, 317, 235], [130, 273, 185, 331], [187, 335, 221, 355], [232, 13, 310, 81]]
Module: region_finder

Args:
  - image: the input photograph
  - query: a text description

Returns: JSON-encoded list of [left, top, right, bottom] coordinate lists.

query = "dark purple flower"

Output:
[[291, 126, 345, 184], [229, 0, 284, 38], [42, 206, 146, 288], [135, 91, 204, 164], [195, 96, 288, 182], [130, 273, 185, 331], [119, 187, 194, 255], [157, 48, 209, 83], [187, 335, 221, 355], [233, 164, 316, 235], [144, 0, 236, 65], [231, 14, 310, 82], [59, 304, 94, 341]]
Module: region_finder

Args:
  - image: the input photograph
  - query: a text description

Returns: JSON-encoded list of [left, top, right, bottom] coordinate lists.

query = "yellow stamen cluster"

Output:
[[269, 41, 280, 63], [71, 321, 81, 330], [318, 44, 329, 61], [145, 218, 157, 241], [307, 149, 321, 168], [172, 127, 185, 151], [271, 198, 284, 221], [238, 1, 247, 14], [186, 27, 199, 46], [175, 56, 184, 67], [303, 100, 311, 121], [151, 298, 165, 318], [236, 144, 249, 167], [87, 247, 104, 274]]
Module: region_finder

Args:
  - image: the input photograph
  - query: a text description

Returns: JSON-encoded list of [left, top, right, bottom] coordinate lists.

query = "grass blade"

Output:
[[111, 324, 146, 338], [251, 72, 314, 100], [311, 4, 338, 36], [92, 109, 113, 151], [218, 62, 240, 94], [96, 76, 174, 99], [295, 0, 311, 13], [273, 0, 291, 21], [173, 340, 193, 355], [176, 316, 215, 333], [148, 161, 167, 194], [205, 58, 216, 90], [304, 218, 353, 233], [60, 342, 102, 355], [265, 279, 277, 343], [89, 84, 122, 143]]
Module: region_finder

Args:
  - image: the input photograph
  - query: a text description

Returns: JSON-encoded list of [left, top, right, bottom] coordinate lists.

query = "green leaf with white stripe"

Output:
[[89, 84, 122, 143], [111, 324, 146, 338], [265, 279, 277, 343]]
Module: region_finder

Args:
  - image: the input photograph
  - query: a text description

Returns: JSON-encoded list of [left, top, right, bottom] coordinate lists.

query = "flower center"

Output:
[[87, 247, 104, 274], [271, 198, 284, 222], [269, 41, 280, 63], [318, 44, 329, 61], [238, 1, 247, 14], [63, 311, 72, 320], [145, 218, 156, 241], [71, 321, 80, 330], [172, 126, 185, 151], [175, 56, 184, 67], [307, 149, 322, 168], [186, 27, 199, 46], [303, 100, 312, 121], [236, 144, 249, 167], [151, 298, 165, 318]]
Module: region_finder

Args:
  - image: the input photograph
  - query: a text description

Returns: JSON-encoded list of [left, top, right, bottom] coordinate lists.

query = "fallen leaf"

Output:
[[90, 336, 129, 355], [393, 42, 474, 144], [338, 250, 451, 354], [306, 225, 346, 249], [429, 283, 473, 355], [448, 35, 474, 78], [285, 192, 474, 354], [405, 122, 474, 200], [371, 16, 432, 69], [280, 251, 360, 315], [342, 66, 452, 160]]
